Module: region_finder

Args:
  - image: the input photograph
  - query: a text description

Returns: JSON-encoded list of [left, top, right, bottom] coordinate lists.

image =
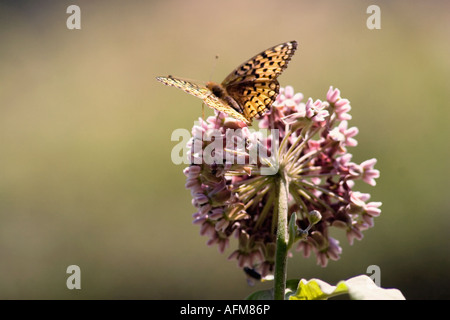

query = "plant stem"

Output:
[[273, 170, 289, 300]]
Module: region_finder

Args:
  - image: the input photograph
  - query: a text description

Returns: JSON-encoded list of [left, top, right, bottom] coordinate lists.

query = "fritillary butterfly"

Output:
[[156, 41, 298, 125]]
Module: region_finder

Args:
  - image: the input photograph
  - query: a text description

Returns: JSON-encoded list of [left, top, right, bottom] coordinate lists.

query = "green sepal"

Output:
[[287, 212, 298, 249]]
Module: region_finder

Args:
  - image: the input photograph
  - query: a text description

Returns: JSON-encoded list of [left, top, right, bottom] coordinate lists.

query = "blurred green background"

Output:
[[0, 0, 449, 299]]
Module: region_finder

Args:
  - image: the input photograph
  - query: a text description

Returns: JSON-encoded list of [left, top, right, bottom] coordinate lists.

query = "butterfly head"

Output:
[[206, 82, 225, 99]]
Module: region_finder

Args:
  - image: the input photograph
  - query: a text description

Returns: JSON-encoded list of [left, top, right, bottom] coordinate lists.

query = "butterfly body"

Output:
[[206, 81, 244, 113], [157, 41, 298, 125]]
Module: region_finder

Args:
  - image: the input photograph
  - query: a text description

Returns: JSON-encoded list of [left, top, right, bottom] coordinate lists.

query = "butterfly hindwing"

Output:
[[226, 81, 280, 120]]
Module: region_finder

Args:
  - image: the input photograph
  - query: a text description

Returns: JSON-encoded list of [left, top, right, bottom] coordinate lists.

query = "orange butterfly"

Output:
[[156, 41, 298, 125]]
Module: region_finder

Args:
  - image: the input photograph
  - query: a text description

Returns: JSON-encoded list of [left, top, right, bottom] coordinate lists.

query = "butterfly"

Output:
[[156, 41, 298, 125]]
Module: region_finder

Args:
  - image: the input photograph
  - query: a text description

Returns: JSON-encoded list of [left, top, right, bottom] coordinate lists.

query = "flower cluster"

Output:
[[183, 86, 381, 279]]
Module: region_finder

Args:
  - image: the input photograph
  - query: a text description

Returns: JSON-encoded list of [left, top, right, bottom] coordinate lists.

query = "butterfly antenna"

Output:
[[207, 55, 220, 122], [209, 55, 219, 82]]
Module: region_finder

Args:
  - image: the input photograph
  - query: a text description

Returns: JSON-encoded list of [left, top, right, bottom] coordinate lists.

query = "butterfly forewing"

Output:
[[156, 76, 210, 98], [222, 41, 298, 86]]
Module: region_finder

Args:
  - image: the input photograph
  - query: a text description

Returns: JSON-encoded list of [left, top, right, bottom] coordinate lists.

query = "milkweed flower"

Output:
[[182, 85, 381, 278]]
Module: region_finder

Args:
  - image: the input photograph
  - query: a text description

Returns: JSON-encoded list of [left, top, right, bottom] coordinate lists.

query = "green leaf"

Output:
[[288, 275, 405, 300], [288, 278, 347, 300], [245, 288, 273, 300], [246, 279, 300, 300]]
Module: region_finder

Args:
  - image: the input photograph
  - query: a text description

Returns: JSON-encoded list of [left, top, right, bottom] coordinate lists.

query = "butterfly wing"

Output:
[[226, 81, 279, 120], [222, 41, 298, 121], [156, 76, 251, 124], [222, 41, 298, 86], [156, 41, 297, 125]]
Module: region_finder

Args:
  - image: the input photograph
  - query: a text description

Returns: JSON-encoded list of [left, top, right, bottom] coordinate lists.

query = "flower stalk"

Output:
[[273, 169, 289, 300]]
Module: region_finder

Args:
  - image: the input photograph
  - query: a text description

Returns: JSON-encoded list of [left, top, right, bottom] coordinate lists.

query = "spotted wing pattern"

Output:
[[222, 41, 298, 86], [226, 81, 280, 120], [223, 41, 298, 121], [155, 76, 250, 124]]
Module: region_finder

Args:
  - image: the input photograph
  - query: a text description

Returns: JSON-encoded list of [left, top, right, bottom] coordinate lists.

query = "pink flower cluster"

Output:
[[183, 85, 381, 278]]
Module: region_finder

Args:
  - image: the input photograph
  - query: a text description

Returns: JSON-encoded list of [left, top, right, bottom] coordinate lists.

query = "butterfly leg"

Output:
[[202, 102, 205, 122], [215, 111, 221, 124]]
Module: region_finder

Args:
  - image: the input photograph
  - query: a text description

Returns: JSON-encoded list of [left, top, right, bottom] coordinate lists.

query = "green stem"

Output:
[[273, 170, 289, 300]]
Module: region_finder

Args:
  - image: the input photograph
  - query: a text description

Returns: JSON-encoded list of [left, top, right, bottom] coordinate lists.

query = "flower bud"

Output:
[[308, 210, 322, 226]]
